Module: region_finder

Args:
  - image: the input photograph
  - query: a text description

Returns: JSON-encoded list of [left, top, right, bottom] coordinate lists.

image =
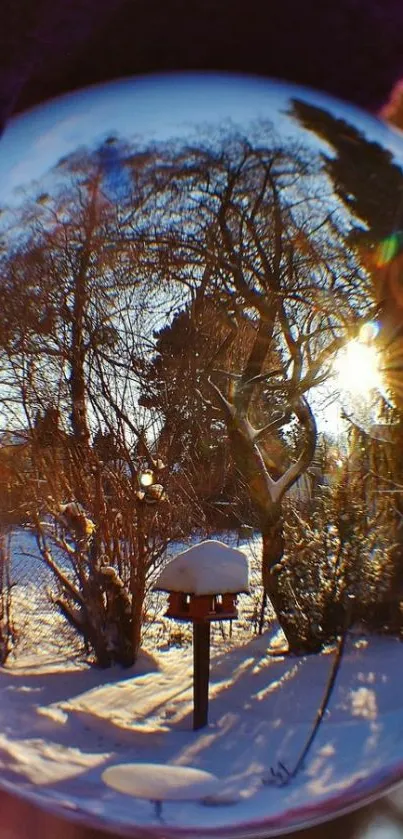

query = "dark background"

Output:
[[1, 0, 403, 134]]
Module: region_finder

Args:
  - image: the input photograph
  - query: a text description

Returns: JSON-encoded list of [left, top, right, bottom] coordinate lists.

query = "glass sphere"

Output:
[[1, 72, 403, 837]]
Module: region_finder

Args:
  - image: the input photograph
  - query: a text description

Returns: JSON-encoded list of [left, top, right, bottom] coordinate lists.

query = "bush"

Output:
[[276, 462, 398, 648]]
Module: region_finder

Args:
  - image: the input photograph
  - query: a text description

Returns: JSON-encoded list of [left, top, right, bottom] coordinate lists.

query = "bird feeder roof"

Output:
[[154, 539, 249, 595]]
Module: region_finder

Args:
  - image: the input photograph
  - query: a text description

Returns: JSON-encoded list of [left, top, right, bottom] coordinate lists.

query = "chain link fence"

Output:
[[5, 527, 269, 665], [8, 529, 84, 664]]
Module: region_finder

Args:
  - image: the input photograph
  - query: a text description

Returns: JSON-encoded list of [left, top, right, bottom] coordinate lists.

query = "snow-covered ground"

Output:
[[1, 629, 403, 836], [3, 529, 403, 836]]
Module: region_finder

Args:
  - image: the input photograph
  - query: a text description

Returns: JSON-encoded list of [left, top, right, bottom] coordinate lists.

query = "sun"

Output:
[[333, 327, 383, 397]]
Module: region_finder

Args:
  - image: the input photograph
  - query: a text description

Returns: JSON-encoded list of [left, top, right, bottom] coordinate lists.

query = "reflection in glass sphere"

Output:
[[2, 73, 403, 837]]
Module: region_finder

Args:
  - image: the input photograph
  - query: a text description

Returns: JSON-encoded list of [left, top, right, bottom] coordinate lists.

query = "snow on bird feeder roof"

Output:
[[154, 539, 249, 595]]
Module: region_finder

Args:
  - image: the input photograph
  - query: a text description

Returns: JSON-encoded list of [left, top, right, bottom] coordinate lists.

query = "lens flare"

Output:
[[376, 232, 403, 268], [333, 335, 383, 396]]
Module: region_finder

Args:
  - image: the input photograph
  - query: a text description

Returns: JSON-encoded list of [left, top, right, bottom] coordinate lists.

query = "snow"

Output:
[[102, 763, 218, 800], [1, 631, 403, 835], [3, 530, 403, 835], [153, 539, 249, 595]]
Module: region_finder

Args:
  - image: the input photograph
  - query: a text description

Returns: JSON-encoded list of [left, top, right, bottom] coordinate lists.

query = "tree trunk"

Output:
[[130, 502, 146, 662], [70, 295, 90, 447], [69, 234, 93, 448], [224, 403, 319, 653], [261, 511, 323, 654]]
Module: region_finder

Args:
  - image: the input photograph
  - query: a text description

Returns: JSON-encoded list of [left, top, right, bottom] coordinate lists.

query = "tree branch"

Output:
[[207, 377, 235, 420], [270, 397, 317, 503]]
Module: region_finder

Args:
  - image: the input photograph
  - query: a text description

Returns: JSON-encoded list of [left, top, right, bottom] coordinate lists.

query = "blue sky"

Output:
[[0, 72, 398, 436], [1, 72, 403, 207]]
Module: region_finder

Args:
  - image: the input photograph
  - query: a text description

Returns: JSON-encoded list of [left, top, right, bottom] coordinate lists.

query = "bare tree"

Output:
[[0, 140, 193, 666], [147, 127, 374, 652], [0, 126, 380, 657], [0, 139, 165, 446]]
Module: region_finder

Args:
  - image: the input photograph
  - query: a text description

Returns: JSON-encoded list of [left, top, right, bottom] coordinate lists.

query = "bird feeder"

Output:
[[166, 591, 239, 622], [154, 540, 249, 730]]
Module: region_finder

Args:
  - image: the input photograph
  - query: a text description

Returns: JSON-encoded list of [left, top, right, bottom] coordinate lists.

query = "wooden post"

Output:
[[193, 622, 211, 730]]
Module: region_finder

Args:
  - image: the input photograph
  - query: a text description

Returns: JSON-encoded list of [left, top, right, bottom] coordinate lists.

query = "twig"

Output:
[[263, 610, 350, 787]]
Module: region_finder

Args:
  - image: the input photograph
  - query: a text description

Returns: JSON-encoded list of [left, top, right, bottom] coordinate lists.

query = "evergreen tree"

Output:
[[290, 98, 403, 616], [290, 99, 403, 245]]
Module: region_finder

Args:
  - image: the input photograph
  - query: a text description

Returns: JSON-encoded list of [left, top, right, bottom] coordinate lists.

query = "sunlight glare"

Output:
[[333, 335, 383, 396]]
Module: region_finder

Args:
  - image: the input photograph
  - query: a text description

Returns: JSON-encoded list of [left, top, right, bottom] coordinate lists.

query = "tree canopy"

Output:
[[0, 119, 383, 653]]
